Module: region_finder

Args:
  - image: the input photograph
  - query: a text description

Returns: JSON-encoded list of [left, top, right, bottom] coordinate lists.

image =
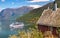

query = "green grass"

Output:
[[16, 8, 42, 28]]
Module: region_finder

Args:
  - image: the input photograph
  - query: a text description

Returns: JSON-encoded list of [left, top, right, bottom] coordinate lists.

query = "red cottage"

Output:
[[36, 1, 60, 38]]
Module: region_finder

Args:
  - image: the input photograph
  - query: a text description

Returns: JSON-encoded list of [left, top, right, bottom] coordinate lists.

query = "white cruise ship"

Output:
[[9, 22, 24, 30]]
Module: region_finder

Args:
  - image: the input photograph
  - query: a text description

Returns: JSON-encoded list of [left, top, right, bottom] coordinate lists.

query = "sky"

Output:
[[0, 0, 55, 11]]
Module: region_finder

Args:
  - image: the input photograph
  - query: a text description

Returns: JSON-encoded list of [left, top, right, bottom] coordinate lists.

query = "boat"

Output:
[[9, 22, 24, 30]]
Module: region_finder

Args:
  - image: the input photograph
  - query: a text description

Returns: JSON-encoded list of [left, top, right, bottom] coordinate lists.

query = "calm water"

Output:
[[0, 20, 19, 38]]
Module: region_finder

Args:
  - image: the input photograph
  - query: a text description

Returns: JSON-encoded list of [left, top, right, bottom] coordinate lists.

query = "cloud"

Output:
[[1, 0, 5, 2], [29, 0, 50, 2], [28, 5, 41, 9]]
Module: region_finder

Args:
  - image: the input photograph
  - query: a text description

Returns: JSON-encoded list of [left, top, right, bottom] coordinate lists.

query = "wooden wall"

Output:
[[38, 24, 58, 37]]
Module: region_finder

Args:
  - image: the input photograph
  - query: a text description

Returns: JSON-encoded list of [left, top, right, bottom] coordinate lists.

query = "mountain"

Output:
[[0, 6, 33, 20], [16, 2, 54, 22], [16, 0, 60, 28]]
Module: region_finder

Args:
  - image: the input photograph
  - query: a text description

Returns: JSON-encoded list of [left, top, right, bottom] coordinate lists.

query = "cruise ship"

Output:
[[9, 22, 24, 30]]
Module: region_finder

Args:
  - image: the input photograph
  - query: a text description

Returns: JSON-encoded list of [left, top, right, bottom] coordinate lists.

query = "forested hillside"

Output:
[[16, 2, 54, 28], [16, 0, 60, 28]]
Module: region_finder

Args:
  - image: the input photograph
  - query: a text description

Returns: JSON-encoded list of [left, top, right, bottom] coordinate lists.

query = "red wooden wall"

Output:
[[38, 24, 58, 36]]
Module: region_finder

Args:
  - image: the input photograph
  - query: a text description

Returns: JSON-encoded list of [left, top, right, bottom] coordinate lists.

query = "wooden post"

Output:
[[50, 26, 53, 32]]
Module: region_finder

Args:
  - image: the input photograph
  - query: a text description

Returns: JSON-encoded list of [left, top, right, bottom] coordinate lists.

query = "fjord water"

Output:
[[0, 20, 18, 38]]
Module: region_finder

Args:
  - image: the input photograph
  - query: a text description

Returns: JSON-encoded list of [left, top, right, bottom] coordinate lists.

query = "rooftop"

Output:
[[37, 8, 60, 27]]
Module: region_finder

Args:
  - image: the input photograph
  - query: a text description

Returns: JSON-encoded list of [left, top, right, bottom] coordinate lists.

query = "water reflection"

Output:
[[9, 22, 24, 30], [0, 20, 24, 38]]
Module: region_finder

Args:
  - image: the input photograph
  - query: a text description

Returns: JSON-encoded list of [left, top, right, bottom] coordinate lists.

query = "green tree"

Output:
[[57, 28, 60, 38]]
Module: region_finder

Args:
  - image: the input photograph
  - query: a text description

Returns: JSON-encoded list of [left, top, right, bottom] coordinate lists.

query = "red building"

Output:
[[36, 1, 60, 38]]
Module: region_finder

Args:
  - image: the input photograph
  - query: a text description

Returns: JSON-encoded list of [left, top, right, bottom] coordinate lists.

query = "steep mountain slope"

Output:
[[16, 2, 54, 28], [16, 0, 60, 28], [0, 6, 33, 20]]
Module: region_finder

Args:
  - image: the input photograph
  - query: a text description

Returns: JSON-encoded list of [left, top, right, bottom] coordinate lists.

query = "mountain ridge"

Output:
[[16, 0, 60, 28], [16, 1, 60, 28], [0, 6, 33, 20]]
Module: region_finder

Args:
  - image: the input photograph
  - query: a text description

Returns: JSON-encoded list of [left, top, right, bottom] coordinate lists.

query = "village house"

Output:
[[36, 1, 60, 38]]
